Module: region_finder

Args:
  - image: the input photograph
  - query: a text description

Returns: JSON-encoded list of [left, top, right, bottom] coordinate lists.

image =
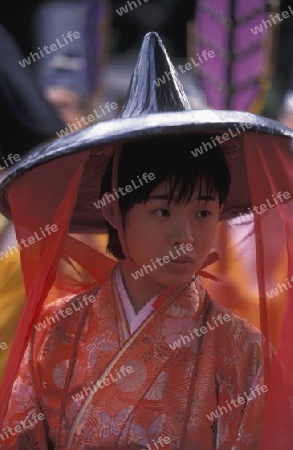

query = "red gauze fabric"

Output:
[[0, 133, 292, 448]]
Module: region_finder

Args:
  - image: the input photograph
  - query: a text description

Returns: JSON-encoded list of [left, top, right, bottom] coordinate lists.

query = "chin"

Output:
[[151, 272, 194, 287]]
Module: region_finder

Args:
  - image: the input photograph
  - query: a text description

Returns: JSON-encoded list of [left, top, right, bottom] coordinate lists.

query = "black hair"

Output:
[[100, 132, 231, 259]]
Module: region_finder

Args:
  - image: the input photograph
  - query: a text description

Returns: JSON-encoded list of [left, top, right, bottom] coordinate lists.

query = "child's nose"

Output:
[[169, 220, 194, 246]]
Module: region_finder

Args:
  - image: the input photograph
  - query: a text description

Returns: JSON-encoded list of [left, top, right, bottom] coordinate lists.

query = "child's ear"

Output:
[[101, 195, 118, 229]]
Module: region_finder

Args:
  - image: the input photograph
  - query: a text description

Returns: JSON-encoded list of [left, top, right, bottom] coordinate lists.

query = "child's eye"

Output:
[[197, 210, 211, 218], [154, 209, 170, 217]]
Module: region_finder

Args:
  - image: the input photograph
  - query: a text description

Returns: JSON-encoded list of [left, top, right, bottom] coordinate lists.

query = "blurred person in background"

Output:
[[31, 0, 111, 252], [2, 0, 110, 124], [31, 0, 89, 125], [0, 16, 110, 385], [31, 1, 110, 252]]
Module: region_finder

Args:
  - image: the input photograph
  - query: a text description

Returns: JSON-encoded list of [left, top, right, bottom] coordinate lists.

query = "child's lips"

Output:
[[168, 259, 194, 273], [172, 256, 194, 263], [168, 258, 194, 270]]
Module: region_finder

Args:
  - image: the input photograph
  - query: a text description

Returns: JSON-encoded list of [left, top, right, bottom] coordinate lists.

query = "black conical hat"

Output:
[[0, 31, 292, 231], [119, 32, 191, 117]]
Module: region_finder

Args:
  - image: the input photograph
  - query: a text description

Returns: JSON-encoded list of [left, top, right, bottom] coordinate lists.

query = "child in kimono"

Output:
[[1, 133, 267, 450]]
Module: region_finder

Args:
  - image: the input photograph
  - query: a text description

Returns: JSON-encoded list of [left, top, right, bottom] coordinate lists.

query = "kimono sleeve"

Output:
[[227, 337, 273, 450], [0, 334, 52, 450]]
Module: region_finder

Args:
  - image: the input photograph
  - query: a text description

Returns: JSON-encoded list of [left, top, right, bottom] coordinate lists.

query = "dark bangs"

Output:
[[100, 132, 231, 259]]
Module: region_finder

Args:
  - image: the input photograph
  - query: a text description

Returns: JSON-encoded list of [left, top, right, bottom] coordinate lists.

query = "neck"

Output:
[[120, 260, 165, 313]]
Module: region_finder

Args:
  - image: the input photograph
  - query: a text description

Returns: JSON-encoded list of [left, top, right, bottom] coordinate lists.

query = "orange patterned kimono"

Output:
[[2, 264, 267, 450]]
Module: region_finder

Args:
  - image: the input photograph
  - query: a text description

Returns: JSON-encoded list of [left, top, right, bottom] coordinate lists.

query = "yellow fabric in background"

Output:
[[202, 221, 287, 348], [0, 231, 109, 387], [0, 250, 26, 386], [0, 229, 108, 386]]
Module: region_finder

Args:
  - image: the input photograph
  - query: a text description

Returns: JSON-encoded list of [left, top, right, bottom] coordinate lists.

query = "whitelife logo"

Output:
[[34, 294, 96, 331], [116, 0, 149, 16], [131, 243, 193, 280], [153, 51, 215, 87], [18, 31, 81, 68], [0, 153, 21, 171], [141, 435, 172, 450], [206, 384, 268, 421], [0, 412, 45, 442], [0, 224, 58, 261], [168, 314, 231, 350], [266, 276, 293, 299], [228, 191, 291, 227], [56, 102, 118, 137], [190, 123, 253, 158], [250, 6, 293, 35], [72, 365, 134, 402], [94, 172, 155, 209], [0, 342, 7, 352]]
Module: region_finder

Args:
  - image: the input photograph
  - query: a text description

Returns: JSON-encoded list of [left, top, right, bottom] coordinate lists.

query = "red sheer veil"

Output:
[[0, 32, 292, 449]]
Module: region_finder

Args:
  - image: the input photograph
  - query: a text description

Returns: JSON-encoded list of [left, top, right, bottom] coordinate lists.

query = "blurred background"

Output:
[[2, 0, 292, 126], [0, 0, 292, 383]]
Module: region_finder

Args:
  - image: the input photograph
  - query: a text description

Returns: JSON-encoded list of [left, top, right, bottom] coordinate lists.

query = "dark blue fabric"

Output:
[[32, 0, 88, 100]]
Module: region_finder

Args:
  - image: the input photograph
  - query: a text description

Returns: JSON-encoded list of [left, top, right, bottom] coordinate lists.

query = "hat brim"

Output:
[[0, 109, 292, 232]]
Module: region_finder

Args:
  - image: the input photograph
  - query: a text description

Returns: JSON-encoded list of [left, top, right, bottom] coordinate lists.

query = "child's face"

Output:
[[124, 180, 221, 286]]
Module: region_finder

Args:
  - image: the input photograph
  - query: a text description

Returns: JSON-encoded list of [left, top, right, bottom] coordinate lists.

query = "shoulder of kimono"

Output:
[[37, 284, 101, 323], [208, 298, 263, 345]]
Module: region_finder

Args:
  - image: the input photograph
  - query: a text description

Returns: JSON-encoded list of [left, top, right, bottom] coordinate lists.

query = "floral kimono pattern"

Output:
[[2, 264, 267, 450]]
